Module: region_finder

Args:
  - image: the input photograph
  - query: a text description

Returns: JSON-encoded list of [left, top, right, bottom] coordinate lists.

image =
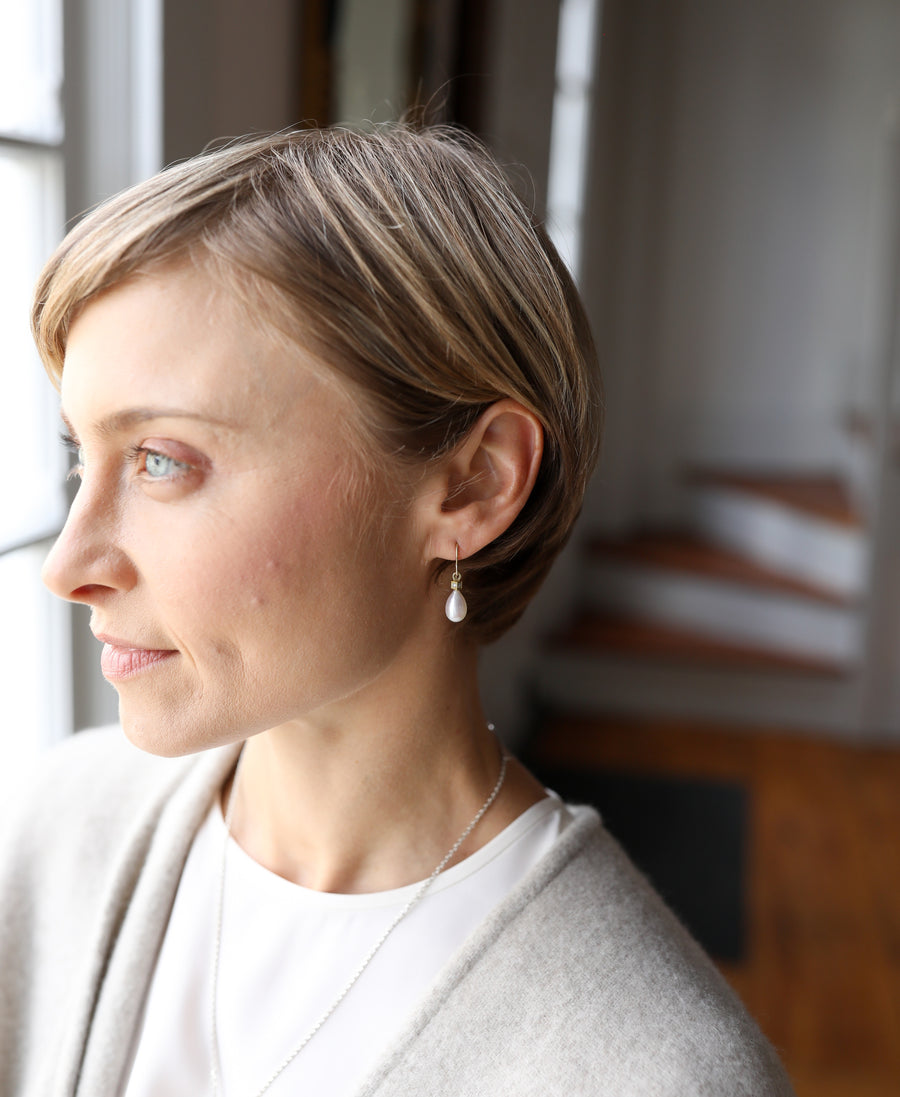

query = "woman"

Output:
[[1, 125, 793, 1096]]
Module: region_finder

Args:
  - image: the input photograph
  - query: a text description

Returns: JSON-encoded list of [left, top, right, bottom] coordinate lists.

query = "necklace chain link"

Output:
[[209, 741, 508, 1097]]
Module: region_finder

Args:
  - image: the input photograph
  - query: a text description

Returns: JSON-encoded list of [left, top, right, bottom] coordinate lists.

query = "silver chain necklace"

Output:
[[209, 741, 508, 1097]]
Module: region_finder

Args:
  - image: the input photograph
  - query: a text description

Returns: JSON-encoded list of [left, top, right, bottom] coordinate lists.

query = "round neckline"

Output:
[[209, 792, 568, 910]]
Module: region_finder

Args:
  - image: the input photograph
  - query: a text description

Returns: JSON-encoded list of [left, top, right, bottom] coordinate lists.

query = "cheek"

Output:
[[242, 559, 284, 609], [129, 462, 392, 649], [204, 498, 360, 623]]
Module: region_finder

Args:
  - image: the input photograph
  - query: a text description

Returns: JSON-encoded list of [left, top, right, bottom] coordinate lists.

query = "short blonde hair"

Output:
[[32, 124, 602, 642]]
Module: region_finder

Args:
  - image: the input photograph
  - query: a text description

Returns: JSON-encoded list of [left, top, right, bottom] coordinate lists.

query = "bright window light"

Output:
[[0, 0, 63, 143], [1, 0, 69, 763]]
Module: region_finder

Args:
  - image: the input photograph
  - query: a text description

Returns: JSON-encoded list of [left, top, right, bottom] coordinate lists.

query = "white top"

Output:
[[124, 793, 572, 1097]]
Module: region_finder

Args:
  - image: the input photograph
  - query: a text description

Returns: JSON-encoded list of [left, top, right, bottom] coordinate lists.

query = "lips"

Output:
[[94, 634, 177, 681]]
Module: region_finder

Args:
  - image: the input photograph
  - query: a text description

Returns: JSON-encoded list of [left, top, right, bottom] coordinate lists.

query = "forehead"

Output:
[[60, 263, 335, 432]]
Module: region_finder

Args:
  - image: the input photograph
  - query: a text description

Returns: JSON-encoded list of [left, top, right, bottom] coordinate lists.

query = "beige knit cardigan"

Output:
[[0, 728, 795, 1096]]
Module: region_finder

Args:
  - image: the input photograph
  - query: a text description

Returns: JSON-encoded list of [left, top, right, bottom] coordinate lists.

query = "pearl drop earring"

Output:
[[445, 544, 467, 622]]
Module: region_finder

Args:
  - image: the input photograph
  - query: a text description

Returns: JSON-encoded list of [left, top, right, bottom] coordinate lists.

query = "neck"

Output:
[[225, 642, 538, 893]]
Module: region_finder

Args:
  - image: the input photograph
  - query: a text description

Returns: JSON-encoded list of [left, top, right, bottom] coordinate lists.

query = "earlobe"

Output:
[[426, 399, 544, 561]]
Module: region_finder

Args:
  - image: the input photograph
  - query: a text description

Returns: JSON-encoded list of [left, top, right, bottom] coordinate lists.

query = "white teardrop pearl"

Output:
[[445, 589, 468, 622]]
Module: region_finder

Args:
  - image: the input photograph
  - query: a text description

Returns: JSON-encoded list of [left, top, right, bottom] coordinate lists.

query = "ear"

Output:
[[420, 399, 544, 562]]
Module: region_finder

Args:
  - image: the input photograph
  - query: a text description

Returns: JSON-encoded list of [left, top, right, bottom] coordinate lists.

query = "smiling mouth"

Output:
[[99, 643, 177, 681]]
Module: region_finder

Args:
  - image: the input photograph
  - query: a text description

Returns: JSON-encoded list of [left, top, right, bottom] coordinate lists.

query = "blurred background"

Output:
[[3, 1, 900, 1093]]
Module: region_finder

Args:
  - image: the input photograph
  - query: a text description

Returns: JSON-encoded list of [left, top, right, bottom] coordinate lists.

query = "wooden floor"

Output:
[[530, 716, 900, 1097]]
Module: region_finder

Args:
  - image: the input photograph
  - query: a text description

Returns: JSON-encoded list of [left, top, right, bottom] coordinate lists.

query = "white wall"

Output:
[[585, 0, 900, 530]]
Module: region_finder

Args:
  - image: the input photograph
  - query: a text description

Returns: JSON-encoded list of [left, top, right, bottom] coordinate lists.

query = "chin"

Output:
[[118, 708, 222, 759]]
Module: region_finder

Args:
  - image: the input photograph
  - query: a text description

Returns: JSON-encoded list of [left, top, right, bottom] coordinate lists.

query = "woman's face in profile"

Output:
[[43, 263, 429, 756]]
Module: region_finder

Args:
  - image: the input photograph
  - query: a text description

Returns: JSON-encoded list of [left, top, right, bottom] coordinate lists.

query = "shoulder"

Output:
[[503, 808, 795, 1093], [2, 727, 187, 851], [16, 724, 175, 800], [0, 727, 233, 903], [372, 807, 794, 1096], [0, 729, 236, 1095]]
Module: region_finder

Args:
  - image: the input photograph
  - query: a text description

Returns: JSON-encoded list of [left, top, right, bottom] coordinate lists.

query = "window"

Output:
[[0, 0, 71, 784], [1, 0, 163, 791], [546, 0, 601, 283]]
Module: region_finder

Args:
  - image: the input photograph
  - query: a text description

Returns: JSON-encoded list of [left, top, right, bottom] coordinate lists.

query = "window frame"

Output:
[[1, 0, 164, 764]]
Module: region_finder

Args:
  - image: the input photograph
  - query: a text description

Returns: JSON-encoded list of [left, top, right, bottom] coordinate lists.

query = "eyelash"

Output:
[[60, 432, 192, 482], [60, 431, 84, 480]]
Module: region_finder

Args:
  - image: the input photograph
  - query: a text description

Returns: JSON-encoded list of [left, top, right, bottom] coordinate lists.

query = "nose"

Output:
[[41, 481, 138, 604]]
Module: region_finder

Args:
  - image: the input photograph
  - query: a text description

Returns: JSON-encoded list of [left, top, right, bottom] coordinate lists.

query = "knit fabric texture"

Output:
[[0, 728, 795, 1096]]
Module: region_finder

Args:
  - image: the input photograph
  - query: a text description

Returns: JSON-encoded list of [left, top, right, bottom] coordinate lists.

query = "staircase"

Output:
[[538, 472, 868, 734]]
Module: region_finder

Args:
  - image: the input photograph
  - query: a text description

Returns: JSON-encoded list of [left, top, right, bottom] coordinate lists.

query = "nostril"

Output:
[[39, 487, 136, 600], [70, 584, 110, 601]]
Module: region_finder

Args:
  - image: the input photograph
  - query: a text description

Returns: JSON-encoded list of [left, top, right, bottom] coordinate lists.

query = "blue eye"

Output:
[[142, 450, 189, 478]]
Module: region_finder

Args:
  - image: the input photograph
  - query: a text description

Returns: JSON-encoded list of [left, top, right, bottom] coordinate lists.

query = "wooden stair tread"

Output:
[[589, 530, 852, 605], [686, 470, 864, 529], [527, 713, 785, 771], [549, 612, 851, 677]]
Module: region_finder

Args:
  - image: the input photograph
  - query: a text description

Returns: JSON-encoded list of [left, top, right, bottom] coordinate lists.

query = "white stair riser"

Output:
[[538, 652, 861, 735], [690, 489, 867, 596], [586, 562, 861, 663]]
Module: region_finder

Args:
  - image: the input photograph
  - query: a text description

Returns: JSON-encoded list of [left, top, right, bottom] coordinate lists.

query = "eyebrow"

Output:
[[60, 406, 238, 437]]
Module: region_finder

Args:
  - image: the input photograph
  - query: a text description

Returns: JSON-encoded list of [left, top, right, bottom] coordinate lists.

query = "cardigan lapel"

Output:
[[63, 744, 241, 1097], [354, 810, 601, 1097]]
